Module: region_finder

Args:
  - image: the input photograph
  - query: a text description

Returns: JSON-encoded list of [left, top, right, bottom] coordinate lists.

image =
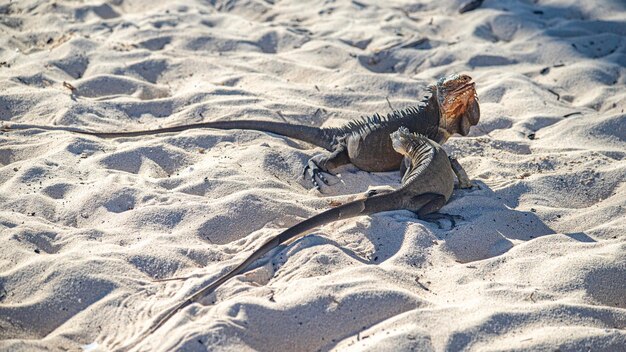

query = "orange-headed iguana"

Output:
[[3, 74, 479, 189]]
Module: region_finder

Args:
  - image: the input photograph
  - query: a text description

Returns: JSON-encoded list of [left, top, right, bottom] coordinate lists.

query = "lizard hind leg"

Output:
[[412, 193, 463, 230], [420, 213, 464, 230], [303, 147, 350, 191]]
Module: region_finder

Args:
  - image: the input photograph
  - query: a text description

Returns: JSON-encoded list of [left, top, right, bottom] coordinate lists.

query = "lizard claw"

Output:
[[455, 181, 481, 191], [421, 213, 464, 230], [304, 159, 331, 191]]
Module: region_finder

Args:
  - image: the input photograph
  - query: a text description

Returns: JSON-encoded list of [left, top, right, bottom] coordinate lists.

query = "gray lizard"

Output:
[[3, 74, 479, 189], [132, 126, 456, 346]]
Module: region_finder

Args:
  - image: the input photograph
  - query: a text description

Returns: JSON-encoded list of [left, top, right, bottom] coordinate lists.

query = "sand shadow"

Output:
[[171, 289, 424, 352], [355, 1, 625, 79], [433, 181, 597, 264], [0, 277, 116, 340]]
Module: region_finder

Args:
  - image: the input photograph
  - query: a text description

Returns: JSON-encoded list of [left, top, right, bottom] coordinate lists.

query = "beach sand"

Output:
[[0, 0, 625, 350]]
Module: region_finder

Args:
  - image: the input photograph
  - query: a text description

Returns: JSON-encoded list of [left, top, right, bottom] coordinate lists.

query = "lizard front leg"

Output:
[[399, 156, 412, 180], [304, 145, 350, 191], [448, 156, 474, 189]]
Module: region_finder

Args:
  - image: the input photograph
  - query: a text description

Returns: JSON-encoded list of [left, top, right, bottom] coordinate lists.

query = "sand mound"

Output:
[[1, 0, 624, 351]]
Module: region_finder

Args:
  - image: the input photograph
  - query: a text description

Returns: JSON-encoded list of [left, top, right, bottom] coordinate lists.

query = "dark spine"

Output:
[[403, 94, 441, 140], [333, 92, 440, 141]]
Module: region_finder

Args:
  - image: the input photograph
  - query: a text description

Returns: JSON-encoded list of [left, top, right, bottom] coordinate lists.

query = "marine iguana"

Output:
[[133, 127, 456, 346], [3, 74, 479, 189]]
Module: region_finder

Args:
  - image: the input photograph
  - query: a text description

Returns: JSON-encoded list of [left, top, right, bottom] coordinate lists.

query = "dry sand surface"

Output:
[[1, 0, 625, 351]]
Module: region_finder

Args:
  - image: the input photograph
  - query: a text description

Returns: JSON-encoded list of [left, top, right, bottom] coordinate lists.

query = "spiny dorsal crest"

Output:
[[341, 90, 434, 135]]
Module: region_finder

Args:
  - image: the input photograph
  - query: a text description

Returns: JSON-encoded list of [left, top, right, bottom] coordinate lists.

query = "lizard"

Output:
[[3, 74, 479, 190], [127, 126, 456, 348]]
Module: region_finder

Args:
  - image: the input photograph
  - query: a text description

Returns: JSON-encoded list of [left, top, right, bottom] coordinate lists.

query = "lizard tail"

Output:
[[198, 120, 332, 149], [175, 192, 401, 309], [140, 190, 448, 347], [4, 119, 332, 149], [140, 192, 402, 339]]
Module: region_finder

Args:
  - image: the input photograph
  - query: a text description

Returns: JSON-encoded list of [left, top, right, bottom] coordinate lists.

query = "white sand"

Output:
[[1, 0, 625, 351]]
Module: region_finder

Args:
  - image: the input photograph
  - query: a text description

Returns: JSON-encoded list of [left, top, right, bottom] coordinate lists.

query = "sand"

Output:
[[0, 0, 625, 351]]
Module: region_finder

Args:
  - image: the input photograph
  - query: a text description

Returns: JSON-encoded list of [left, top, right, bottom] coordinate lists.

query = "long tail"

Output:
[[143, 191, 401, 338], [3, 119, 332, 149]]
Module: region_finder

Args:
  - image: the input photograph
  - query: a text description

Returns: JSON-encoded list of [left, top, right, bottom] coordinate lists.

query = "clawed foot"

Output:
[[455, 181, 481, 190], [421, 213, 464, 230], [304, 159, 331, 191], [448, 157, 479, 191]]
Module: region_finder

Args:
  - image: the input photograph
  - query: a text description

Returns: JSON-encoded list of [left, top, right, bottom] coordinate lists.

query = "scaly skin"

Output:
[[122, 127, 457, 349], [3, 74, 480, 190]]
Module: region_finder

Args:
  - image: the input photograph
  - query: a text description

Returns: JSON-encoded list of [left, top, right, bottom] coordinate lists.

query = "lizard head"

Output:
[[432, 73, 480, 140], [390, 126, 414, 156]]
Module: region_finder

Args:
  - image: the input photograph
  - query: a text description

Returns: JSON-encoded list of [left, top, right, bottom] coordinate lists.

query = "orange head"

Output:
[[432, 74, 480, 138]]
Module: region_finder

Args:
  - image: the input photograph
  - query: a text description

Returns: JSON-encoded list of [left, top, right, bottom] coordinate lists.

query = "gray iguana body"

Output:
[[132, 127, 456, 346], [4, 74, 480, 189]]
